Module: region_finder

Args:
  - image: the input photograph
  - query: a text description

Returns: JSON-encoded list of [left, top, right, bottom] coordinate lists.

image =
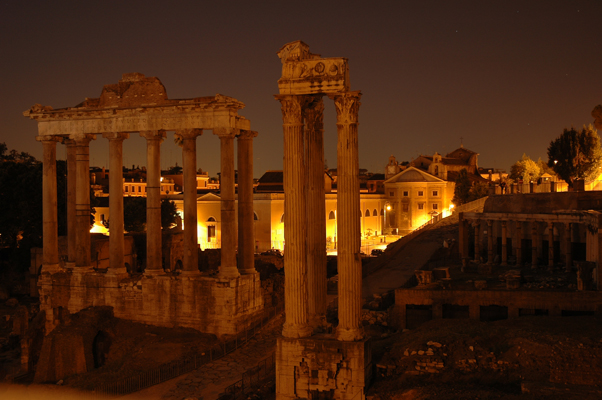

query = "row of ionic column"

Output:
[[277, 91, 363, 342], [466, 219, 573, 272], [38, 129, 257, 277]]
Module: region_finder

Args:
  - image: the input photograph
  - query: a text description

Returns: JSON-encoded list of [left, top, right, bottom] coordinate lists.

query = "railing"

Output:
[[218, 353, 276, 399], [94, 303, 284, 397], [452, 196, 488, 214]]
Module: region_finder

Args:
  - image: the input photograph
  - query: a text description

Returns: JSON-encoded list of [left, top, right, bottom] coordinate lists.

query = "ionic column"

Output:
[[565, 222, 572, 272], [64, 138, 77, 267], [330, 91, 363, 342], [215, 129, 240, 279], [515, 221, 522, 265], [73, 134, 95, 269], [474, 221, 481, 262], [276, 94, 311, 338], [177, 129, 203, 275], [548, 222, 555, 268], [140, 130, 166, 275], [37, 136, 62, 273], [103, 132, 129, 274], [237, 130, 258, 274], [487, 220, 494, 264], [304, 96, 327, 328], [501, 221, 508, 266], [531, 222, 538, 269]]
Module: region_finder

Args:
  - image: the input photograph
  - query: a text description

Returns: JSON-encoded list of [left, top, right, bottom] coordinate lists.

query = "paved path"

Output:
[[120, 315, 284, 400]]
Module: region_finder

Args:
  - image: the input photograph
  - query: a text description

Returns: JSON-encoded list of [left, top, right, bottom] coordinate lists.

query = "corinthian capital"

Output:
[[330, 91, 362, 125], [275, 95, 306, 125]]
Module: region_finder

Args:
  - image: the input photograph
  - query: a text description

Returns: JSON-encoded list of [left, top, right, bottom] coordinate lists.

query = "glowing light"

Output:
[[386, 205, 391, 211]]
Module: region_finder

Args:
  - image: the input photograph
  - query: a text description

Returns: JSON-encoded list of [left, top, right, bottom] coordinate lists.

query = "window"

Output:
[[365, 209, 370, 217], [418, 203, 424, 210], [328, 211, 336, 220], [207, 225, 216, 241], [125, 186, 129, 192], [254, 212, 258, 221], [433, 204, 438, 210], [403, 191, 409, 197], [138, 186, 142, 193], [403, 203, 409, 212], [207, 216, 216, 222], [372, 209, 378, 216], [380, 209, 384, 216], [389, 191, 395, 197], [418, 191, 424, 196], [432, 190, 438, 197]]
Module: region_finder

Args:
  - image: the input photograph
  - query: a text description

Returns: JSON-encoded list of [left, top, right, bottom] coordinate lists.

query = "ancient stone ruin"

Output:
[[274, 41, 369, 400], [24, 73, 263, 337]]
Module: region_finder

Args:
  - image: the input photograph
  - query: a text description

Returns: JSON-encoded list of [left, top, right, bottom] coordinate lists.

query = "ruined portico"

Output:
[[275, 41, 370, 400], [24, 73, 263, 336]]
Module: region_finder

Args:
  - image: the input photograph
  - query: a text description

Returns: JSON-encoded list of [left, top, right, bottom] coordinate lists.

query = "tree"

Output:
[[161, 200, 179, 229], [452, 168, 471, 206], [468, 182, 489, 202], [124, 197, 147, 232], [547, 125, 602, 188], [509, 154, 541, 183]]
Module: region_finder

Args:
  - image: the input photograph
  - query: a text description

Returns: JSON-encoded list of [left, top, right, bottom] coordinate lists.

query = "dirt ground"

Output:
[[368, 316, 602, 399]]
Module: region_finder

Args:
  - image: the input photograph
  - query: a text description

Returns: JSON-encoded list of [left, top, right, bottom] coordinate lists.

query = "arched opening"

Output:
[[93, 330, 111, 369], [207, 216, 216, 222], [254, 212, 259, 221], [328, 211, 336, 220], [373, 209, 378, 216], [364, 209, 370, 217], [280, 214, 285, 224], [175, 260, 183, 270]]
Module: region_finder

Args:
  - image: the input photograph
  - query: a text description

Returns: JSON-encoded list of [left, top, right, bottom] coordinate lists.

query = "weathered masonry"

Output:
[[274, 41, 370, 400], [24, 73, 263, 336]]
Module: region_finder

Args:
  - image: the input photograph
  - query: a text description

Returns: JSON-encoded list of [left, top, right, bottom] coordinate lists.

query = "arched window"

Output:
[[365, 209, 370, 217], [207, 216, 216, 222], [380, 209, 384, 216], [328, 211, 336, 220], [280, 214, 285, 223], [254, 212, 258, 221], [373, 209, 378, 216]]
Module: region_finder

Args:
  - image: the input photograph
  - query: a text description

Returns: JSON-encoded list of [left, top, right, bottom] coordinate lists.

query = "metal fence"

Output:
[[94, 303, 284, 397], [218, 352, 276, 400]]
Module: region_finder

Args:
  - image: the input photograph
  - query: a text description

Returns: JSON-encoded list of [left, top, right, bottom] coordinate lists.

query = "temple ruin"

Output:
[[274, 41, 370, 400], [23, 73, 264, 337]]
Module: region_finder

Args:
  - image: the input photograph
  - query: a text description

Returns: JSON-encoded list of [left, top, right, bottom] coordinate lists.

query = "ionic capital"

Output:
[[36, 135, 63, 144], [213, 127, 238, 139], [329, 91, 361, 125], [174, 129, 203, 146], [236, 130, 258, 140], [69, 133, 96, 145], [140, 130, 166, 141], [102, 132, 130, 141]]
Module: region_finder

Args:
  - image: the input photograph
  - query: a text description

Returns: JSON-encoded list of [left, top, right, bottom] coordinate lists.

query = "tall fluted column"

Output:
[[276, 94, 311, 339], [548, 222, 555, 268], [74, 134, 95, 269], [515, 221, 522, 265], [103, 132, 129, 274], [304, 96, 327, 329], [487, 220, 494, 264], [215, 129, 240, 279], [565, 222, 572, 272], [64, 138, 77, 267], [501, 221, 508, 266], [141, 130, 166, 275], [331, 91, 363, 342], [237, 130, 258, 274], [177, 129, 203, 275], [37, 136, 62, 273], [474, 221, 481, 262]]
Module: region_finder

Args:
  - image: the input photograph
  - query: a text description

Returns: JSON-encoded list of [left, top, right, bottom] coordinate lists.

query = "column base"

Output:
[[106, 267, 128, 276], [65, 261, 76, 269], [179, 269, 201, 277], [218, 266, 240, 279], [282, 322, 312, 339], [336, 326, 364, 342], [239, 268, 257, 275], [41, 263, 61, 274], [144, 269, 164, 276]]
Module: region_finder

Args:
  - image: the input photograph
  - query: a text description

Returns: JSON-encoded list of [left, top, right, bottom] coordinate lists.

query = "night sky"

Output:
[[1, 1, 601, 177]]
